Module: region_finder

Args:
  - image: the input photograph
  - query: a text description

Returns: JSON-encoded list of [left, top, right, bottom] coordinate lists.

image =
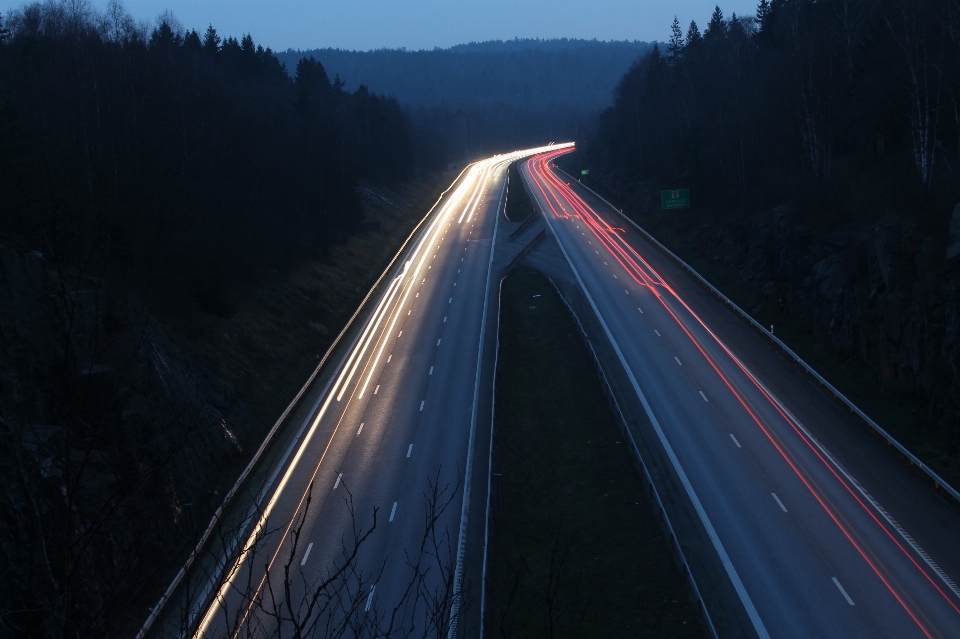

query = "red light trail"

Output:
[[524, 148, 960, 638]]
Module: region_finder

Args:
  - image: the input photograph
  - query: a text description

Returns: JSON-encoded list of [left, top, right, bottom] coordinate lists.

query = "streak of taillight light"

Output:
[[524, 152, 956, 636]]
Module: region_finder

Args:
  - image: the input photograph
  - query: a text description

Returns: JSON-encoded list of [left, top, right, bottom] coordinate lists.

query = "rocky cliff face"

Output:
[[607, 194, 960, 479], [0, 245, 260, 636]]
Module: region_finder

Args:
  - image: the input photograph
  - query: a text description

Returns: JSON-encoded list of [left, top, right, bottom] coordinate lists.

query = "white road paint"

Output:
[[674, 357, 682, 366], [420, 400, 425, 411], [357, 423, 364, 436], [832, 577, 855, 605], [387, 355, 392, 363], [437, 339, 442, 346], [654, 330, 661, 336], [730, 433, 742, 448], [638, 307, 644, 313], [772, 493, 788, 512], [365, 585, 376, 612], [373, 385, 379, 395], [538, 186, 771, 639], [624, 289, 629, 294], [389, 502, 398, 522], [449, 298, 453, 303], [444, 316, 447, 322], [333, 473, 342, 490], [429, 366, 434, 375], [407, 444, 413, 458], [300, 542, 313, 566], [398, 331, 403, 337], [700, 391, 709, 402]]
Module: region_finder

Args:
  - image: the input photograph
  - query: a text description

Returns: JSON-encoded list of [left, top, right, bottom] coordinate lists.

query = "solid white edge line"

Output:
[[562, 169, 960, 598], [448, 160, 506, 639], [533, 162, 771, 639]]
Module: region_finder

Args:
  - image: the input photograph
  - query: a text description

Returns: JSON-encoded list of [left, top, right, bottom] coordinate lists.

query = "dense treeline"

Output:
[[583, 0, 960, 473], [587, 0, 959, 216], [278, 39, 651, 161], [0, 1, 413, 308]]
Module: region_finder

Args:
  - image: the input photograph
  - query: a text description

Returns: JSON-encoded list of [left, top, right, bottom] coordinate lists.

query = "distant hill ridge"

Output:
[[277, 39, 652, 113]]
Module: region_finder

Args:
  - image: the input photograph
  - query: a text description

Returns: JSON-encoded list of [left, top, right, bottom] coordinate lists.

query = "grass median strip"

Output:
[[487, 266, 702, 638]]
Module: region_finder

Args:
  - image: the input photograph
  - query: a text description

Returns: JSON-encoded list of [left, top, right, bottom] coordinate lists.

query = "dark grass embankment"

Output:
[[505, 161, 534, 222], [617, 209, 960, 491], [487, 266, 703, 638]]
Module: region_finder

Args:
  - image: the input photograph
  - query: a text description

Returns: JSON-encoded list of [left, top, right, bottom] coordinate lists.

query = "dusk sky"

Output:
[[14, 0, 760, 51]]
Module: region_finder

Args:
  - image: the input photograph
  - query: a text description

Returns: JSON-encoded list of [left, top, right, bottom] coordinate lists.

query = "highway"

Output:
[[521, 148, 960, 639], [189, 144, 570, 639]]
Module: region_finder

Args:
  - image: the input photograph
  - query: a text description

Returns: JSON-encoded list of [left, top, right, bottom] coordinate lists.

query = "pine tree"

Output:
[[0, 12, 8, 44], [685, 20, 702, 48], [203, 24, 220, 54], [706, 5, 726, 40], [667, 16, 684, 63], [756, 0, 770, 32]]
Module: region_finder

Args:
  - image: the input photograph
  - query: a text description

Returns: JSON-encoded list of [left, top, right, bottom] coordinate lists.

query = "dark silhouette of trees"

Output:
[[585, 0, 960, 216], [0, 1, 414, 315]]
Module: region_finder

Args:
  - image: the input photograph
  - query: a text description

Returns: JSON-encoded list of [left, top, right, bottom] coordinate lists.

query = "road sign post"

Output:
[[661, 188, 690, 210]]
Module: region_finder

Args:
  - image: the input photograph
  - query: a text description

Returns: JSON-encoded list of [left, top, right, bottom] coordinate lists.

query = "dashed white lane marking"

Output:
[[387, 354, 392, 363], [613, 274, 618, 279], [449, 298, 453, 303], [674, 357, 682, 366], [389, 502, 398, 522], [624, 289, 629, 294], [603, 261, 608, 265], [420, 400, 425, 411], [334, 473, 342, 489], [729, 433, 742, 448], [437, 339, 441, 346], [365, 585, 376, 611], [407, 444, 413, 458], [454, 282, 457, 287], [374, 385, 380, 395], [772, 493, 788, 512], [699, 391, 709, 402], [300, 542, 313, 566], [428, 265, 431, 269], [398, 331, 402, 337], [444, 316, 447, 322], [458, 269, 460, 273], [638, 307, 643, 313], [596, 250, 599, 254], [429, 366, 434, 375], [416, 293, 419, 298], [654, 330, 661, 336], [832, 577, 855, 605]]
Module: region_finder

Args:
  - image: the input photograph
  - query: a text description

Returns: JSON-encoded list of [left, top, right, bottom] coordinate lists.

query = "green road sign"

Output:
[[661, 188, 690, 210], [581, 169, 590, 175]]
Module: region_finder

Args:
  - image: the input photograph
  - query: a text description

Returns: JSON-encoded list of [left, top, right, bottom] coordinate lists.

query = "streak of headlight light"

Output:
[[192, 158, 477, 639], [356, 161, 488, 398]]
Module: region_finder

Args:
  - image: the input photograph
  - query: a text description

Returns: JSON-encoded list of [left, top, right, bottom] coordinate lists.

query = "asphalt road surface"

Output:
[[521, 149, 960, 639], [191, 144, 570, 639]]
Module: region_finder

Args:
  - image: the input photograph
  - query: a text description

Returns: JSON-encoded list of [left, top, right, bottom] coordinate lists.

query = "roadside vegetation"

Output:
[[579, 0, 960, 489], [487, 266, 702, 638], [0, 2, 449, 636], [504, 161, 535, 222]]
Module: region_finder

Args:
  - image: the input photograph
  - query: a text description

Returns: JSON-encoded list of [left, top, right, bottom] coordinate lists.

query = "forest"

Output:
[[582, 0, 960, 475], [278, 39, 651, 159], [0, 1, 414, 307], [0, 2, 420, 637]]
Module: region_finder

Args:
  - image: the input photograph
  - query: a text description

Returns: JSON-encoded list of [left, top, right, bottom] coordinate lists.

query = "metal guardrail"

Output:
[[136, 164, 475, 639], [559, 169, 960, 505], [546, 277, 720, 639]]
